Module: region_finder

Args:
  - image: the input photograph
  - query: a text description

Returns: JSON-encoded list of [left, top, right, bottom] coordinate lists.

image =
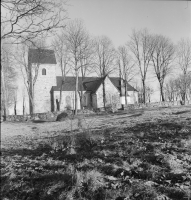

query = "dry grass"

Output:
[[1, 105, 191, 200]]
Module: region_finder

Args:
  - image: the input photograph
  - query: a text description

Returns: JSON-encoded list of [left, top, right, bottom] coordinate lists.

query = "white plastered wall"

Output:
[[96, 77, 120, 108], [33, 64, 56, 113], [53, 91, 83, 111]]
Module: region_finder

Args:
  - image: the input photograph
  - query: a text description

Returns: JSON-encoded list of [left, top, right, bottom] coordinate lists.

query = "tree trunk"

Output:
[[102, 79, 106, 109], [29, 63, 34, 115], [142, 80, 146, 104], [125, 81, 127, 105], [160, 83, 165, 102], [23, 97, 25, 115], [58, 79, 64, 111], [182, 75, 187, 105], [79, 77, 84, 110], [58, 59, 66, 111], [79, 91, 83, 109], [14, 101, 17, 115], [29, 88, 35, 115], [119, 64, 124, 109], [182, 92, 186, 105], [29, 99, 34, 115], [3, 106, 7, 121], [75, 71, 79, 115], [1, 66, 7, 120]]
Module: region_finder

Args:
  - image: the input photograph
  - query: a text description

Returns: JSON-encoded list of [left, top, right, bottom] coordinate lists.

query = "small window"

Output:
[[42, 68, 46, 75]]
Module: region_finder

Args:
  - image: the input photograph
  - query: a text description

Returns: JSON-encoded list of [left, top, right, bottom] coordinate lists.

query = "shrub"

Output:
[[71, 170, 105, 200], [56, 112, 68, 121], [74, 131, 104, 153]]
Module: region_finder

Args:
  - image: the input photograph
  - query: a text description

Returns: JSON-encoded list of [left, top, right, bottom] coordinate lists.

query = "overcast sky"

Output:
[[64, 0, 191, 102], [67, 0, 191, 46]]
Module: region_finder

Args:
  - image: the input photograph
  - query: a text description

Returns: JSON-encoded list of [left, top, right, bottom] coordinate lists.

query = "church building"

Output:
[[10, 48, 138, 115]]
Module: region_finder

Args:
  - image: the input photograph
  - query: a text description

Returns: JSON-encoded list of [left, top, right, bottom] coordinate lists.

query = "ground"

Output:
[[1, 106, 191, 200]]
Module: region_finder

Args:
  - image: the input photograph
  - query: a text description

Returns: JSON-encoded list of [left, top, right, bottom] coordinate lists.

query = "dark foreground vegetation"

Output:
[[1, 106, 191, 200]]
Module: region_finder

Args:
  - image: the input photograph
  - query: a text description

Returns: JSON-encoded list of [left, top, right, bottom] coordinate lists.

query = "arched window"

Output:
[[42, 68, 46, 75]]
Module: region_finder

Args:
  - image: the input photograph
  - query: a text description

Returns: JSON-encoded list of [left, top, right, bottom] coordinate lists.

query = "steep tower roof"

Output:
[[28, 48, 57, 64]]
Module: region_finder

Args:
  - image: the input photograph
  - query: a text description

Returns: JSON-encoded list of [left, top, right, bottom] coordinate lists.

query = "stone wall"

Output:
[[5, 110, 75, 122], [4, 109, 96, 122], [134, 100, 191, 109], [5, 112, 57, 122]]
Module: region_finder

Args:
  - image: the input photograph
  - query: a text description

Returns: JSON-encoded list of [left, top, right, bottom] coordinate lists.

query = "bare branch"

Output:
[[151, 34, 175, 101], [1, 0, 68, 43], [128, 28, 155, 103]]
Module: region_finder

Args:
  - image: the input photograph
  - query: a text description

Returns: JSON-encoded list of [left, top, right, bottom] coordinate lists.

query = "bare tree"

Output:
[[1, 0, 67, 44], [176, 39, 191, 74], [175, 73, 191, 104], [13, 88, 18, 115], [21, 87, 26, 115], [14, 39, 47, 114], [128, 29, 155, 104], [176, 38, 191, 104], [78, 37, 95, 109], [136, 85, 153, 103], [52, 32, 70, 111], [151, 35, 175, 101], [165, 79, 177, 102], [1, 41, 17, 119], [93, 36, 116, 77], [64, 19, 90, 115], [145, 86, 154, 103], [93, 36, 116, 108], [117, 45, 136, 105], [188, 72, 191, 101]]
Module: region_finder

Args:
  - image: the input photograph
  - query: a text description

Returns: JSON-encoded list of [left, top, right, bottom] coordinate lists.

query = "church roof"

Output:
[[28, 48, 56, 64], [110, 77, 137, 92], [52, 76, 137, 93], [52, 76, 99, 92], [83, 77, 105, 93]]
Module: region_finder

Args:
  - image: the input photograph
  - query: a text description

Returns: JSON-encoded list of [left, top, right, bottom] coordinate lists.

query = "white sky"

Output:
[[8, 0, 191, 103], [63, 0, 191, 102], [67, 0, 191, 46]]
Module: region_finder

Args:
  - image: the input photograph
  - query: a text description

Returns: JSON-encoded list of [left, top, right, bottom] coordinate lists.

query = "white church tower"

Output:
[[29, 48, 57, 113]]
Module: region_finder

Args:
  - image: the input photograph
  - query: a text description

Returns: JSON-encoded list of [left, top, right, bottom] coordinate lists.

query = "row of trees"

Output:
[[165, 74, 191, 103], [52, 20, 191, 113], [1, 1, 191, 116], [51, 20, 137, 114]]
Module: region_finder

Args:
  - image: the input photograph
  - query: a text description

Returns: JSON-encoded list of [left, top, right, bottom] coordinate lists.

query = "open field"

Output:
[[1, 106, 191, 200]]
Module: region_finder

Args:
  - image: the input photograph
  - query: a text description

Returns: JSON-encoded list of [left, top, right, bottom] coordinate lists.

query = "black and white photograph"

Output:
[[1, 0, 191, 199]]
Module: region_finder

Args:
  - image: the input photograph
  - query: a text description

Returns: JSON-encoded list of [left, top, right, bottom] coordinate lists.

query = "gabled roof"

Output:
[[110, 77, 137, 92], [52, 76, 137, 92], [52, 76, 99, 92], [28, 48, 57, 64], [83, 77, 105, 93]]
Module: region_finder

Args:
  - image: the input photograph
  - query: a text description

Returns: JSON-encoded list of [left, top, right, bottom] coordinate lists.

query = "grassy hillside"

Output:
[[1, 106, 191, 200]]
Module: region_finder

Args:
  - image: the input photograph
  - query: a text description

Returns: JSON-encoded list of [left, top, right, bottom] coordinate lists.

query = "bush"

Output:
[[64, 169, 105, 200], [75, 132, 96, 152], [56, 112, 68, 121]]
